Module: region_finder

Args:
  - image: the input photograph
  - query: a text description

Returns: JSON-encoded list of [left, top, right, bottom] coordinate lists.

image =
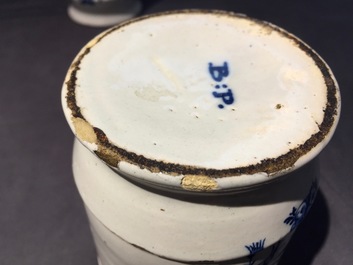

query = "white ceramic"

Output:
[[68, 0, 142, 27], [62, 10, 340, 265]]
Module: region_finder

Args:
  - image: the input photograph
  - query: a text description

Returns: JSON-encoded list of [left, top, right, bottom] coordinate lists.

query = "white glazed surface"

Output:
[[62, 11, 340, 191], [87, 205, 290, 265], [73, 139, 316, 263], [75, 15, 325, 167]]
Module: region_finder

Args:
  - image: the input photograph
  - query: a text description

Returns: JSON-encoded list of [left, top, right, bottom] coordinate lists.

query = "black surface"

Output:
[[0, 1, 352, 264]]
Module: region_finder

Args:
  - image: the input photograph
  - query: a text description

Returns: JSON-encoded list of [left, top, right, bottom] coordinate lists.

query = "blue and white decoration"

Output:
[[208, 61, 235, 109], [284, 180, 318, 231], [245, 238, 282, 265], [245, 238, 266, 265]]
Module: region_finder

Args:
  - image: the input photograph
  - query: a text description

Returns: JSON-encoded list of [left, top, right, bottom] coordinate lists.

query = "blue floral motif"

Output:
[[245, 238, 283, 265], [284, 180, 318, 231], [245, 238, 266, 265]]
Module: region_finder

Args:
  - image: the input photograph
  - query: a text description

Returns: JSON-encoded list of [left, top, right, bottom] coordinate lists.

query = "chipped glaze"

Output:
[[62, 10, 340, 265], [62, 10, 340, 192]]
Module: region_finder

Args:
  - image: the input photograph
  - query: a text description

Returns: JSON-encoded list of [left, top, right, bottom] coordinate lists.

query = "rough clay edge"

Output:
[[63, 9, 340, 191]]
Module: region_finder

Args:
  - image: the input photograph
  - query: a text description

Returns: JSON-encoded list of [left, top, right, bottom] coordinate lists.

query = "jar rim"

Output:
[[62, 9, 340, 192]]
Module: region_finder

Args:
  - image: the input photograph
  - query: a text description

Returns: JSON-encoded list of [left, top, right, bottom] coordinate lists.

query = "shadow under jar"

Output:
[[61, 10, 340, 265]]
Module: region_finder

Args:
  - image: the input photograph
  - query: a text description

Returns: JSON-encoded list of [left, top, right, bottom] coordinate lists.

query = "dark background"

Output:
[[0, 0, 352, 264]]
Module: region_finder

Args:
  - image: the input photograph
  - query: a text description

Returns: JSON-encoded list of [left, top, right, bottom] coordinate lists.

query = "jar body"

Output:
[[72, 139, 318, 265]]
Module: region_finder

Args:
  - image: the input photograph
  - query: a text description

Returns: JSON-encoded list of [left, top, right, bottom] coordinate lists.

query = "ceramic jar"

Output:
[[68, 0, 142, 27], [62, 10, 340, 265]]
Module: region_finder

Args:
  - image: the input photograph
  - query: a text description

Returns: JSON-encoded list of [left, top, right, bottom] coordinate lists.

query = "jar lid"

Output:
[[62, 10, 340, 193]]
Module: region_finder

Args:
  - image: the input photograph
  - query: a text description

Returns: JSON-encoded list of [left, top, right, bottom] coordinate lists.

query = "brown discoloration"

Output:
[[95, 146, 121, 168], [64, 10, 339, 185], [276, 104, 283, 109], [65, 49, 91, 120]]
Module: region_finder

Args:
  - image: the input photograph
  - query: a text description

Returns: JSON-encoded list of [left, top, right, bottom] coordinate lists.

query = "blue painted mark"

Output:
[[284, 180, 318, 231], [215, 84, 228, 89], [245, 238, 266, 265], [208, 62, 235, 109], [209, 62, 229, 82], [212, 89, 234, 105], [245, 238, 282, 265]]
